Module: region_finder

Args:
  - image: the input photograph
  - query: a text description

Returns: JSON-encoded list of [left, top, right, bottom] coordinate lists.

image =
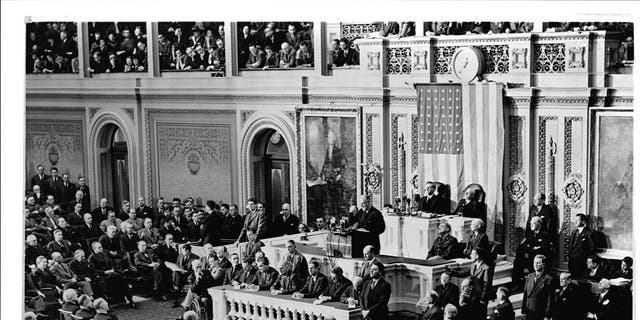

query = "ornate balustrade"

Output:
[[209, 286, 363, 320]]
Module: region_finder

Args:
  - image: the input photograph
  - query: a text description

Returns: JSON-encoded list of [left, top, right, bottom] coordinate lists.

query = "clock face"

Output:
[[452, 47, 485, 82], [269, 132, 282, 144]]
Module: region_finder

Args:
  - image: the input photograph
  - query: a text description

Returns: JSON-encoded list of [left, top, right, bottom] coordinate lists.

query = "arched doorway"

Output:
[[250, 129, 291, 217], [96, 124, 130, 209]]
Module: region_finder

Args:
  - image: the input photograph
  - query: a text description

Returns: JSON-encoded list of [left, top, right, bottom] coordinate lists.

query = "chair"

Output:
[[58, 309, 74, 320], [189, 292, 211, 320], [71, 314, 84, 320]]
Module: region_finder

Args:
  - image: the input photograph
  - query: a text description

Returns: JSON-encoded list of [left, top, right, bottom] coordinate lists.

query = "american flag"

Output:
[[416, 82, 504, 238]]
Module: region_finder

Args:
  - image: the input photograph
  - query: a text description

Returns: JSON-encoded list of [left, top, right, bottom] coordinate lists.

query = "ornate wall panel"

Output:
[[386, 47, 412, 75], [506, 116, 526, 256], [391, 113, 407, 198], [479, 45, 510, 74], [341, 23, 381, 41], [433, 46, 456, 74], [534, 43, 566, 73], [365, 113, 379, 165], [411, 114, 419, 171], [25, 120, 85, 186], [561, 116, 584, 262], [156, 124, 232, 202]]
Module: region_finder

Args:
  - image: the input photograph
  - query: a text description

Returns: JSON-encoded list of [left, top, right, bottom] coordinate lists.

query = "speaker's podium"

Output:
[[324, 229, 370, 258]]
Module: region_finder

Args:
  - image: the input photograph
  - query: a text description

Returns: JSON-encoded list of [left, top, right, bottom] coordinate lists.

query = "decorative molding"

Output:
[[391, 113, 407, 197], [479, 45, 510, 74], [536, 34, 590, 42], [367, 51, 381, 71], [123, 108, 134, 121], [140, 94, 301, 103], [307, 96, 384, 103], [562, 173, 585, 206], [144, 108, 236, 201], [88, 108, 100, 120], [386, 47, 412, 75], [433, 46, 456, 74], [511, 47, 528, 69], [534, 43, 566, 73], [284, 111, 296, 124], [567, 46, 585, 68], [241, 110, 256, 127], [365, 113, 379, 165], [538, 116, 557, 195], [507, 173, 528, 203], [411, 114, 419, 171], [536, 97, 589, 105], [341, 23, 381, 41], [412, 50, 428, 71], [433, 35, 531, 45], [507, 115, 524, 257]]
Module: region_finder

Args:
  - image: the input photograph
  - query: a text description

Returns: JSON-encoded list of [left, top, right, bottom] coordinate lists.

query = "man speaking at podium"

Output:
[[348, 194, 386, 258]]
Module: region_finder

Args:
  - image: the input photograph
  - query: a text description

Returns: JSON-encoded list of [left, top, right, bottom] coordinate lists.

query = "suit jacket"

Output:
[[66, 211, 84, 226], [419, 305, 443, 320], [157, 243, 179, 264], [46, 176, 63, 202], [451, 261, 492, 302], [223, 264, 243, 285], [60, 182, 77, 206], [135, 205, 154, 221], [40, 215, 60, 230], [271, 274, 302, 294], [185, 220, 206, 244], [98, 235, 122, 257], [552, 282, 585, 320], [334, 48, 359, 66], [33, 192, 47, 205], [88, 252, 116, 274], [221, 214, 244, 240], [358, 258, 380, 280], [47, 240, 73, 258], [349, 206, 386, 251], [526, 204, 558, 235], [119, 233, 140, 255], [50, 262, 77, 284], [585, 266, 609, 282], [30, 174, 50, 192], [133, 250, 157, 267], [32, 268, 58, 289], [252, 266, 279, 290], [285, 251, 309, 282], [243, 240, 264, 260], [435, 283, 459, 307], [238, 211, 269, 241], [420, 195, 450, 215], [490, 300, 515, 320], [176, 252, 200, 272], [26, 244, 48, 266], [520, 230, 552, 258], [78, 222, 104, 241], [78, 185, 91, 211], [521, 272, 556, 319], [124, 218, 144, 231], [427, 234, 459, 260], [299, 272, 330, 298], [464, 232, 490, 258], [272, 214, 300, 237], [569, 228, 595, 259], [453, 199, 486, 223], [237, 267, 258, 284], [279, 48, 297, 67], [324, 277, 353, 302], [69, 259, 95, 279], [359, 278, 391, 320], [265, 52, 280, 67], [594, 290, 619, 320], [189, 270, 215, 296], [138, 227, 163, 245], [245, 50, 266, 68], [91, 206, 114, 223]]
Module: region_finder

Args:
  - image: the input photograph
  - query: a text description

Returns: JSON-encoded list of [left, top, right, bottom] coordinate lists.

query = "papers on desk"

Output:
[[164, 262, 186, 273]]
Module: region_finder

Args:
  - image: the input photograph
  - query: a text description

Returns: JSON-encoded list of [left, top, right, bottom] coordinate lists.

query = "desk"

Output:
[[209, 285, 363, 320], [380, 215, 473, 259]]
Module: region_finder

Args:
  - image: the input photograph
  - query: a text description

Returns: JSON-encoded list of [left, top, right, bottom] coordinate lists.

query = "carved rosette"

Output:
[[567, 46, 585, 68], [562, 173, 584, 206], [367, 51, 381, 71], [507, 173, 528, 203], [412, 50, 428, 71], [88, 108, 100, 120], [511, 47, 528, 69]]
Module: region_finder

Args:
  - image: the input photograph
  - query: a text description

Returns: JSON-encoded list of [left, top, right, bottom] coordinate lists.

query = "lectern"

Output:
[[324, 231, 354, 258]]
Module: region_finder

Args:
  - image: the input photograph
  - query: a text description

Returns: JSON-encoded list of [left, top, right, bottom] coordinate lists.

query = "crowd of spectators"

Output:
[[26, 22, 79, 74], [86, 22, 148, 74], [157, 22, 225, 74], [423, 22, 534, 35], [237, 22, 314, 69]]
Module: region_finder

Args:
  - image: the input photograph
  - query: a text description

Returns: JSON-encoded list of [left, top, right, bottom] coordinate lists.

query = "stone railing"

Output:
[[354, 31, 627, 87], [209, 286, 363, 320]]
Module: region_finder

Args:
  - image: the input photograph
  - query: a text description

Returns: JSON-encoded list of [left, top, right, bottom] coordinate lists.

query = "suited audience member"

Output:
[[235, 198, 268, 244], [75, 294, 96, 319], [448, 247, 492, 315], [87, 241, 137, 308], [435, 272, 459, 308], [180, 259, 214, 310], [614, 256, 633, 280], [47, 229, 74, 260], [92, 298, 118, 320], [242, 228, 264, 260], [61, 288, 80, 313], [270, 262, 301, 294], [585, 255, 609, 282], [333, 38, 359, 67], [223, 253, 243, 285], [526, 193, 558, 237], [490, 286, 514, 320], [319, 266, 353, 302], [138, 217, 162, 247], [552, 272, 586, 320], [252, 257, 279, 290], [135, 197, 153, 221], [30, 164, 50, 193], [47, 167, 63, 203], [587, 279, 619, 320], [453, 188, 485, 222], [359, 245, 380, 280], [359, 262, 391, 320], [568, 213, 595, 278], [233, 257, 258, 287], [511, 216, 553, 290], [133, 240, 162, 296], [464, 219, 490, 258], [521, 254, 556, 320], [172, 244, 199, 306], [284, 239, 309, 282], [349, 194, 386, 256], [443, 304, 458, 320], [295, 260, 329, 298], [50, 251, 94, 296], [66, 203, 85, 226], [92, 198, 113, 223], [77, 176, 91, 211], [420, 182, 450, 215], [272, 203, 300, 236], [458, 278, 483, 320], [79, 213, 103, 244], [427, 221, 459, 260], [417, 290, 443, 320], [221, 204, 243, 241]]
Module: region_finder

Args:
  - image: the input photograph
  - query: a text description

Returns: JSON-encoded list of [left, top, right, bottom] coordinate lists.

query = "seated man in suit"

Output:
[[46, 229, 74, 261], [521, 255, 556, 320], [180, 259, 214, 310], [138, 217, 162, 247], [270, 262, 302, 295], [99, 211, 122, 234], [319, 266, 353, 303], [50, 251, 94, 296], [420, 182, 450, 215], [585, 255, 609, 282], [92, 298, 118, 320], [452, 188, 485, 223], [271, 203, 300, 237], [434, 272, 459, 308], [294, 260, 329, 299], [171, 244, 200, 307], [98, 225, 123, 268], [447, 247, 492, 316], [233, 257, 258, 287], [511, 216, 553, 290], [242, 228, 264, 261], [526, 193, 558, 237], [359, 261, 391, 320], [587, 279, 619, 320], [123, 208, 144, 231], [31, 255, 59, 292], [490, 286, 515, 320], [60, 288, 80, 313], [457, 278, 483, 320], [87, 241, 137, 308], [251, 256, 279, 290], [223, 253, 243, 285], [552, 272, 586, 320], [417, 290, 443, 320], [133, 240, 163, 297], [613, 256, 633, 280], [463, 219, 490, 258], [78, 213, 104, 245], [427, 221, 459, 260], [91, 198, 113, 223]]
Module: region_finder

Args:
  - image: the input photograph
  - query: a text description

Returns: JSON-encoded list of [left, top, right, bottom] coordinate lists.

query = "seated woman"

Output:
[[74, 294, 96, 320], [452, 187, 486, 223]]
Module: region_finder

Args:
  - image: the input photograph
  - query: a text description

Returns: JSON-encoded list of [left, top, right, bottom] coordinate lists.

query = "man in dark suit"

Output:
[[284, 240, 309, 283], [320, 266, 353, 302], [30, 164, 50, 194], [359, 245, 380, 281], [252, 257, 279, 290], [585, 255, 609, 281], [32, 185, 47, 205], [295, 260, 329, 298], [427, 221, 459, 260], [78, 213, 104, 245], [235, 198, 268, 244], [91, 198, 114, 223], [77, 176, 91, 211], [453, 188, 486, 223], [60, 173, 78, 211], [526, 193, 558, 237], [223, 253, 243, 285], [568, 213, 595, 278], [512, 216, 553, 290], [359, 261, 391, 320], [418, 290, 443, 320], [135, 197, 154, 221], [420, 182, 450, 215], [242, 228, 264, 260], [434, 272, 459, 308], [47, 229, 74, 260], [552, 272, 586, 320], [464, 219, 490, 258], [47, 167, 63, 203], [587, 279, 619, 320], [490, 286, 515, 320], [447, 247, 492, 315], [334, 39, 359, 67], [272, 203, 300, 236], [234, 257, 258, 286], [66, 203, 84, 226], [31, 256, 58, 291], [133, 240, 163, 296], [521, 254, 556, 320], [221, 204, 243, 241], [349, 194, 386, 257]]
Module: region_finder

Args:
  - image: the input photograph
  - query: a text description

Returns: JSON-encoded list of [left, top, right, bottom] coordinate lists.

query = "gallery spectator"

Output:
[[279, 42, 297, 68], [296, 41, 313, 67], [334, 38, 359, 67]]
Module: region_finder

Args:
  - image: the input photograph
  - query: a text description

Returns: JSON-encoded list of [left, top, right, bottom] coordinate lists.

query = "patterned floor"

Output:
[[110, 295, 185, 320]]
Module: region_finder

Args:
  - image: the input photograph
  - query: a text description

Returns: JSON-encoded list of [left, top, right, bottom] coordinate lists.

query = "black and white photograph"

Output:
[[1, 1, 639, 320]]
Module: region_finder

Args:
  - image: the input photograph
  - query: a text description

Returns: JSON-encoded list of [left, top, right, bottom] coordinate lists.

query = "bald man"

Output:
[[349, 194, 386, 257], [272, 203, 300, 236]]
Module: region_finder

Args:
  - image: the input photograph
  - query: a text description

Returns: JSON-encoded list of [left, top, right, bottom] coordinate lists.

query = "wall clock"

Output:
[[452, 46, 485, 82]]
